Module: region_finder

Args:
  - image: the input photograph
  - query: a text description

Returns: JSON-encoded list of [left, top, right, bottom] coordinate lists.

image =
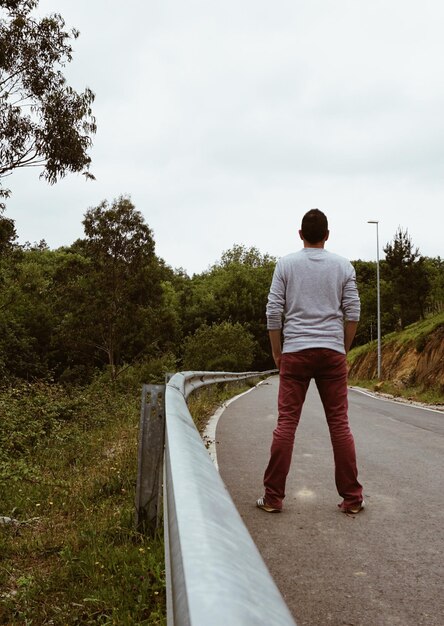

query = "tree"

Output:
[[383, 227, 430, 328], [0, 242, 63, 380], [0, 0, 96, 207], [352, 260, 377, 345], [423, 256, 444, 314], [182, 321, 256, 371], [180, 245, 276, 369], [0, 204, 183, 384], [61, 197, 167, 379], [352, 259, 399, 345], [218, 244, 275, 268], [0, 209, 15, 254]]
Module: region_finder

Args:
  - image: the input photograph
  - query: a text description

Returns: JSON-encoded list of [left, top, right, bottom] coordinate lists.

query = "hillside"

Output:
[[348, 312, 444, 396]]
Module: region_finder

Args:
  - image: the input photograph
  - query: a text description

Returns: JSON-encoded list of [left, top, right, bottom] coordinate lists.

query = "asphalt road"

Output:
[[215, 377, 444, 626]]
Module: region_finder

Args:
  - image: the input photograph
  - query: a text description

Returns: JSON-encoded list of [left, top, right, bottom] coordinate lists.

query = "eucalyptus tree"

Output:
[[65, 196, 169, 379], [0, 0, 96, 208]]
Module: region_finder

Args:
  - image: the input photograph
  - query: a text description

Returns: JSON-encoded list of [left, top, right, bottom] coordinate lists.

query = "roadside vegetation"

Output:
[[187, 377, 263, 433], [0, 374, 263, 625], [348, 378, 444, 406], [348, 312, 444, 405], [0, 375, 165, 625]]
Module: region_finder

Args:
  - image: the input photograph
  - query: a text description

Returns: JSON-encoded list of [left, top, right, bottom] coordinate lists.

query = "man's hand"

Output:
[[344, 320, 358, 353], [269, 329, 282, 371], [273, 353, 282, 370]]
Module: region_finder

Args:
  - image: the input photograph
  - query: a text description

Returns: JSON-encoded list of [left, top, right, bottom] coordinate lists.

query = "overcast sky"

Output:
[[5, 0, 444, 274]]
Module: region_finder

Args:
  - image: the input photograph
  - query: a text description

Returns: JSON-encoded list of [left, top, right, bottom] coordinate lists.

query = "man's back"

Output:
[[259, 209, 364, 516], [266, 248, 360, 354]]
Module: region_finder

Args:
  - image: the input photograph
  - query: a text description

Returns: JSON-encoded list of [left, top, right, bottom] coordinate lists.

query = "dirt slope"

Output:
[[348, 317, 444, 392]]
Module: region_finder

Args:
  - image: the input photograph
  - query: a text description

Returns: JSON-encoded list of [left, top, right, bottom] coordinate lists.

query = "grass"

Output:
[[0, 380, 166, 625], [187, 377, 262, 432], [348, 377, 444, 405], [348, 311, 444, 365], [346, 341, 375, 366], [0, 373, 265, 625], [382, 310, 444, 345]]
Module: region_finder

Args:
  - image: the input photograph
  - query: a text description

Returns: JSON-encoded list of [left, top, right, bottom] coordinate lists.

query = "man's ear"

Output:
[[324, 230, 330, 242], [299, 229, 304, 241]]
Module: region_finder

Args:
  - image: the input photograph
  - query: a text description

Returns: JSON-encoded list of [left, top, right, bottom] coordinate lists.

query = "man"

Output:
[[257, 209, 364, 515]]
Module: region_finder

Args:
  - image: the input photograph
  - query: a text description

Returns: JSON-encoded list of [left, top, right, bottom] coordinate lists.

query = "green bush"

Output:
[[182, 321, 256, 371]]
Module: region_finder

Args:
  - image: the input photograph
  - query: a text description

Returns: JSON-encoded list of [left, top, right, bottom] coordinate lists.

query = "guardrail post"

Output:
[[135, 384, 165, 535]]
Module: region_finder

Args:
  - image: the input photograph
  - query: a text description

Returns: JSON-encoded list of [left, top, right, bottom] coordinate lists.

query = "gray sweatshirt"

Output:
[[266, 248, 360, 355]]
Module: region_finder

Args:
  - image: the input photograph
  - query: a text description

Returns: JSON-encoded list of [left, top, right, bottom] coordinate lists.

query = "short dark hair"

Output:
[[301, 209, 328, 244]]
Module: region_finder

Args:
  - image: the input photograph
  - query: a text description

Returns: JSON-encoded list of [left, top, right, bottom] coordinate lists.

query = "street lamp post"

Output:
[[367, 220, 381, 380]]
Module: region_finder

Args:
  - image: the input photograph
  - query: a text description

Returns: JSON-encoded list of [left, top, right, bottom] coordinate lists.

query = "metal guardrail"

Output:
[[163, 370, 297, 626], [135, 371, 277, 533]]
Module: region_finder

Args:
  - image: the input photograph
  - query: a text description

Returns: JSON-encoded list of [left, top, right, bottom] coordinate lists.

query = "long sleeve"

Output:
[[342, 267, 361, 322], [266, 261, 286, 330]]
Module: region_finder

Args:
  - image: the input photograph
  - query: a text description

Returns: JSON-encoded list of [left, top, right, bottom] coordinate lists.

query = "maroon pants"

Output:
[[264, 349, 363, 510]]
